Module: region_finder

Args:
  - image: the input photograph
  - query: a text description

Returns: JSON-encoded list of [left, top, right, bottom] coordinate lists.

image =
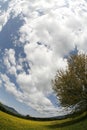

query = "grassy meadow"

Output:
[[0, 111, 87, 130]]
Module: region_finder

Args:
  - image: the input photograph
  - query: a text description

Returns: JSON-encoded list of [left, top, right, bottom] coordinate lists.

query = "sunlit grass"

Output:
[[0, 111, 87, 130]]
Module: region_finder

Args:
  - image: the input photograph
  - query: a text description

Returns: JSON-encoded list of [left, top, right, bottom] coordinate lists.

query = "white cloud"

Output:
[[0, 11, 9, 31], [3, 49, 17, 75], [1, 0, 87, 116], [0, 79, 2, 87], [0, 74, 22, 98]]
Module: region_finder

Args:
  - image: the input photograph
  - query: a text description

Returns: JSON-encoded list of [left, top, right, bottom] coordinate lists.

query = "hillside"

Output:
[[0, 102, 19, 115], [0, 111, 87, 130]]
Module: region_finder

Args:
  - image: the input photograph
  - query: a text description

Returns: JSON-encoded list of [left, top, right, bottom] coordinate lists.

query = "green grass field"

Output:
[[0, 111, 87, 130]]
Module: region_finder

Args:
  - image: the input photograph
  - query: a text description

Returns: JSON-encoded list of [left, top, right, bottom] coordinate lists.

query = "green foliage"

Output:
[[53, 53, 87, 112]]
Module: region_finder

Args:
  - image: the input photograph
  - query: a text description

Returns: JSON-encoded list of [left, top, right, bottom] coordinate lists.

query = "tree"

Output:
[[52, 53, 87, 113]]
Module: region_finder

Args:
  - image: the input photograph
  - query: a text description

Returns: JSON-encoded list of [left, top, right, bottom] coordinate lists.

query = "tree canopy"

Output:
[[53, 53, 87, 113]]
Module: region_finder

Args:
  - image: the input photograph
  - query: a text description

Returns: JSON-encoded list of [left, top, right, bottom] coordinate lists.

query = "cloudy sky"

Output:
[[0, 0, 87, 117]]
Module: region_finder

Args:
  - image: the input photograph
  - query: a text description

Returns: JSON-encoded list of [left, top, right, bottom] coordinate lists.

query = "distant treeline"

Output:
[[0, 102, 87, 121], [25, 110, 87, 121]]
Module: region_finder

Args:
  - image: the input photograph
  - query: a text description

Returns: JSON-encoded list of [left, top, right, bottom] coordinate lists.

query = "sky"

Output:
[[0, 0, 87, 117]]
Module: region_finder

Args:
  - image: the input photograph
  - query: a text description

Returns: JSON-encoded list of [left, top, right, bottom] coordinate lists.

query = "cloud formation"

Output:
[[0, 0, 87, 116]]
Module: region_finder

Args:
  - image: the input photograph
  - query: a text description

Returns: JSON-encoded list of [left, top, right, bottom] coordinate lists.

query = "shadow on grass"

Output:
[[46, 114, 87, 129]]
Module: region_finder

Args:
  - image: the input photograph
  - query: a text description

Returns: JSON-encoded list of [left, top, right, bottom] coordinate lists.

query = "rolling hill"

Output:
[[0, 110, 87, 130]]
